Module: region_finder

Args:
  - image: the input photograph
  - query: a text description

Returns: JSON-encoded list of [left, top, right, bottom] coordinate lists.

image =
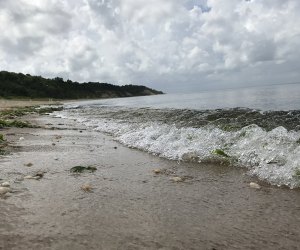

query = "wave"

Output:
[[54, 106, 300, 188]]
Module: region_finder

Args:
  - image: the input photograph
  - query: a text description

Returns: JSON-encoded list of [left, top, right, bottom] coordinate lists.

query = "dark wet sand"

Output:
[[0, 115, 300, 250]]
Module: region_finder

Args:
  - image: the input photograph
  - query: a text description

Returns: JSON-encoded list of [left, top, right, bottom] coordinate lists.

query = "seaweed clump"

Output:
[[70, 166, 97, 173]]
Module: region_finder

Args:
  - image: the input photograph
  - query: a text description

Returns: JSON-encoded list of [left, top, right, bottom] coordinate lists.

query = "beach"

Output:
[[0, 107, 300, 249]]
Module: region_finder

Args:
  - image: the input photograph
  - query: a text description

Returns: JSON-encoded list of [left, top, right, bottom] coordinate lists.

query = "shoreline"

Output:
[[0, 111, 300, 249]]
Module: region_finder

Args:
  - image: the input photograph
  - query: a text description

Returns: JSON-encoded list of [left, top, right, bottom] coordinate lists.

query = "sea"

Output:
[[54, 83, 300, 188]]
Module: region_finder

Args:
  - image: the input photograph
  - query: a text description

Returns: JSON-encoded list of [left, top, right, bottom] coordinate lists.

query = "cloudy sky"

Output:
[[0, 0, 299, 92]]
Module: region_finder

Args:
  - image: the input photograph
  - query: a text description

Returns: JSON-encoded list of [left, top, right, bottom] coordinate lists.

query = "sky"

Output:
[[0, 0, 300, 92]]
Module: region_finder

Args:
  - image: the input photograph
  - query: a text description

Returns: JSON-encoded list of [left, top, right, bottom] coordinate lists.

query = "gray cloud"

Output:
[[0, 0, 299, 92]]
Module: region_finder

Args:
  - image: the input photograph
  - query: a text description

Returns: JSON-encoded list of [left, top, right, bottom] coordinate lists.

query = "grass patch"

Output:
[[0, 134, 4, 141]]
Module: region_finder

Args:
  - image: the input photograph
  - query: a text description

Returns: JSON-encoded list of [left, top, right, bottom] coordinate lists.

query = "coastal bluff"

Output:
[[0, 71, 163, 99]]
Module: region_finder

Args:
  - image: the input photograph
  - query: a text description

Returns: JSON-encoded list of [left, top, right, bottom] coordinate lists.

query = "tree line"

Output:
[[0, 71, 163, 99]]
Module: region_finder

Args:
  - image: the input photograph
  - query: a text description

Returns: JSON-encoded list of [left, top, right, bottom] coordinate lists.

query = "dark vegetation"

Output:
[[0, 71, 163, 99]]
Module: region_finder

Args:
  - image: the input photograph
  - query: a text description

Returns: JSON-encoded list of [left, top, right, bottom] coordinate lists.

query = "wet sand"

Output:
[[0, 99, 62, 110], [0, 114, 300, 250]]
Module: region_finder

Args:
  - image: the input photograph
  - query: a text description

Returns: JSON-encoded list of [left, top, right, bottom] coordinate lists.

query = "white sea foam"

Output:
[[54, 110, 300, 188]]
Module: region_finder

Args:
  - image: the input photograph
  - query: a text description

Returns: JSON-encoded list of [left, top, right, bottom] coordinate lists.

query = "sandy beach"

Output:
[[0, 112, 300, 250]]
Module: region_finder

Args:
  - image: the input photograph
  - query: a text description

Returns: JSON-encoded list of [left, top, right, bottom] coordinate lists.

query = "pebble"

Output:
[[1, 182, 10, 187], [171, 177, 183, 182], [19, 137, 25, 141], [153, 169, 161, 174], [249, 182, 261, 189], [0, 187, 11, 195]]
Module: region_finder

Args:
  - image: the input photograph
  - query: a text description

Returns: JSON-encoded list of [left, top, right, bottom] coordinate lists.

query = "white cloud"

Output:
[[0, 0, 299, 91]]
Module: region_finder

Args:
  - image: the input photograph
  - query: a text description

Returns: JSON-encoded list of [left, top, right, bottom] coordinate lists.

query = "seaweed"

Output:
[[211, 149, 229, 158], [0, 119, 35, 128], [0, 105, 61, 128], [70, 166, 97, 173], [293, 168, 300, 178], [37, 106, 63, 114]]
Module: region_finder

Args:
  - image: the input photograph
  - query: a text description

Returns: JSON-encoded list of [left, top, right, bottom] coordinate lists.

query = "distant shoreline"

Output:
[[0, 93, 166, 110], [0, 71, 164, 100]]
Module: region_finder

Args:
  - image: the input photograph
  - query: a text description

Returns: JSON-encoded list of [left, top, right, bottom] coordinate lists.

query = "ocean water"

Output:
[[55, 83, 300, 188]]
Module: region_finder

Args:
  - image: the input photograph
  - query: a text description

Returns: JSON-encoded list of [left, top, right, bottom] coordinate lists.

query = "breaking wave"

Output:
[[55, 106, 300, 188]]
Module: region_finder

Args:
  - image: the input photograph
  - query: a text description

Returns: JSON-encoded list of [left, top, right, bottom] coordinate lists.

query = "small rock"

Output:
[[35, 171, 44, 178], [153, 169, 161, 174], [55, 136, 62, 139], [79, 131, 83, 133], [52, 143, 56, 146], [54, 158, 59, 161], [249, 182, 261, 189], [81, 184, 93, 192], [24, 163, 33, 167], [1, 182, 10, 187], [171, 177, 183, 182], [0, 187, 11, 195], [19, 137, 25, 141], [113, 146, 117, 149]]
